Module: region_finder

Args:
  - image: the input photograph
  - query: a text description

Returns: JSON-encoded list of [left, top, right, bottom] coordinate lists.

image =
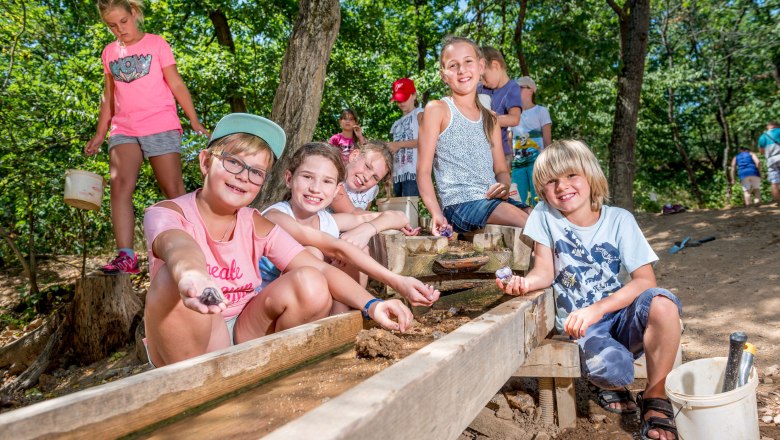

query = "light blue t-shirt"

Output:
[[758, 127, 780, 168], [523, 202, 658, 332]]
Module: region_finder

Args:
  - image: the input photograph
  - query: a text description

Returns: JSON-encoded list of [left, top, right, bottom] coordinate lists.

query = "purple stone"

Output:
[[440, 226, 453, 238], [495, 266, 513, 283]]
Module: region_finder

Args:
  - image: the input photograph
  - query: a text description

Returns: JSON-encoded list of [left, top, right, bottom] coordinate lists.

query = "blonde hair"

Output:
[[439, 36, 496, 143], [532, 140, 609, 211], [207, 133, 275, 168], [352, 140, 393, 184], [97, 0, 144, 25]]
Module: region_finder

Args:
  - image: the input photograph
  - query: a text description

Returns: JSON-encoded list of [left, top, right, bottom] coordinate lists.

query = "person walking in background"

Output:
[[758, 121, 780, 203], [510, 76, 552, 206], [730, 146, 762, 206], [328, 109, 367, 165], [85, 0, 208, 275], [387, 78, 424, 197], [477, 46, 522, 171]]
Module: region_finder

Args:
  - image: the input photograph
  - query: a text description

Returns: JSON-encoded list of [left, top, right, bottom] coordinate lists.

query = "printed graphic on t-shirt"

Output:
[[206, 258, 254, 303], [393, 116, 416, 166], [553, 228, 622, 315], [109, 54, 152, 83]]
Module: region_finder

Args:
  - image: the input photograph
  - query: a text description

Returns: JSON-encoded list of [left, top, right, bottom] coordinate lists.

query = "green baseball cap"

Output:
[[209, 113, 286, 158]]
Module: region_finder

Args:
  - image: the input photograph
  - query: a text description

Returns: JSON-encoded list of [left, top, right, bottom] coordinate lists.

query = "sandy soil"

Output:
[[1, 204, 779, 439]]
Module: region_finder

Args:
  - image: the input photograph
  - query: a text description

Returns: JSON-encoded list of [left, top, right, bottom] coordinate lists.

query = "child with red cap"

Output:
[[388, 78, 424, 197]]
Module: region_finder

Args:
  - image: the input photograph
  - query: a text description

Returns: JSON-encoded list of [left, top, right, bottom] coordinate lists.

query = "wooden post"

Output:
[[71, 274, 142, 364]]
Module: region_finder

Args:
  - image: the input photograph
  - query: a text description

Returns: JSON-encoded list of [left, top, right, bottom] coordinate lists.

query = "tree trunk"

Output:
[[208, 8, 247, 113], [254, 0, 341, 210], [606, 0, 651, 211], [71, 274, 142, 364], [513, 0, 529, 76]]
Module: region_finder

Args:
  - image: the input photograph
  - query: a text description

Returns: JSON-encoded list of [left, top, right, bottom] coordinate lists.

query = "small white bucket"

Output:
[[376, 196, 419, 228], [64, 169, 106, 211], [664, 357, 759, 440]]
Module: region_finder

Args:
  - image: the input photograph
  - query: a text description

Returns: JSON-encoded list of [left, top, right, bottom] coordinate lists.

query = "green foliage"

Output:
[[0, 0, 777, 302]]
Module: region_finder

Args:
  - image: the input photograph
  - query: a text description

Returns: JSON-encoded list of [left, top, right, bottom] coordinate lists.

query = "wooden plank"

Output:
[[263, 289, 553, 440], [513, 338, 581, 378], [0, 312, 363, 440], [554, 377, 577, 429]]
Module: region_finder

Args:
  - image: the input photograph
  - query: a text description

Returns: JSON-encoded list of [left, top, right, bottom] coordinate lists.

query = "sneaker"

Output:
[[100, 251, 139, 274]]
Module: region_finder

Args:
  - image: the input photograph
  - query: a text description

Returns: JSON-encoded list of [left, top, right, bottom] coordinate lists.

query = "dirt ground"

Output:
[[1, 204, 779, 439]]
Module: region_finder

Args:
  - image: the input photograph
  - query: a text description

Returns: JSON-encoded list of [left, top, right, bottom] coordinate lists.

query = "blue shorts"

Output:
[[393, 179, 420, 197], [576, 288, 682, 388], [443, 198, 528, 233]]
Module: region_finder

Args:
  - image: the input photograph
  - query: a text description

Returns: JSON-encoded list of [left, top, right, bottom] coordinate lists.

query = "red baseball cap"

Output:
[[391, 78, 416, 102]]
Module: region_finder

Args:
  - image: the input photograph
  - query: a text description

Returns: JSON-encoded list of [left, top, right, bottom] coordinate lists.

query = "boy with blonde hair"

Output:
[[498, 140, 681, 440]]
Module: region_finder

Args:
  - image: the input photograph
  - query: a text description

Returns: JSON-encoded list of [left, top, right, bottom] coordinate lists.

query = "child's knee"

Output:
[[289, 267, 331, 310], [649, 295, 681, 321]]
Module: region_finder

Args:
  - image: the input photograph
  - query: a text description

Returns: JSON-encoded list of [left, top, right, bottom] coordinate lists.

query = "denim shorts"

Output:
[[443, 198, 528, 233], [575, 288, 682, 388], [393, 179, 420, 197], [108, 129, 182, 159]]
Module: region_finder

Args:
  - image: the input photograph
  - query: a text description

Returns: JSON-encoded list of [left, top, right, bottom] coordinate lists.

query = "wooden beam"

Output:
[[513, 338, 581, 378], [0, 312, 363, 440], [264, 289, 553, 440]]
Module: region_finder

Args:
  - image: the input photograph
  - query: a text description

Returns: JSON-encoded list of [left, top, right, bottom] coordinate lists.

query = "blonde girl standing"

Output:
[[85, 0, 207, 274]]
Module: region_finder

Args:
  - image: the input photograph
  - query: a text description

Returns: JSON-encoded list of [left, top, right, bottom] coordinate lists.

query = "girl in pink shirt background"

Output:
[[84, 0, 208, 275], [143, 113, 412, 367], [328, 108, 367, 164]]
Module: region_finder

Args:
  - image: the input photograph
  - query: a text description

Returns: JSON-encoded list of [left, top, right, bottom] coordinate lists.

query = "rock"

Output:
[[764, 377, 775, 385], [432, 331, 446, 340], [533, 433, 551, 440], [774, 414, 780, 424], [488, 394, 514, 420], [762, 415, 774, 424], [506, 390, 536, 414], [765, 365, 779, 377], [589, 414, 607, 423], [468, 407, 528, 440], [354, 329, 403, 359]]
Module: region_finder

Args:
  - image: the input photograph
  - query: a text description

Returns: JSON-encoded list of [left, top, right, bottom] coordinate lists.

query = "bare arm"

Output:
[[264, 210, 437, 308], [752, 153, 761, 176], [152, 228, 226, 314], [497, 241, 555, 294], [162, 64, 208, 135], [417, 100, 448, 235], [486, 120, 511, 199], [387, 139, 417, 153], [497, 106, 521, 128], [542, 123, 552, 148], [84, 74, 115, 156]]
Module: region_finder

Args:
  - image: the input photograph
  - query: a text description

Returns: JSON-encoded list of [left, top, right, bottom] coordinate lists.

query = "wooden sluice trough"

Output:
[[377, 224, 532, 292], [0, 226, 554, 439]]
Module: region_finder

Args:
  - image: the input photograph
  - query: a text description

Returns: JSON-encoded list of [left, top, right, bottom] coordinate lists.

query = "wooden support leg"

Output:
[[554, 377, 576, 429]]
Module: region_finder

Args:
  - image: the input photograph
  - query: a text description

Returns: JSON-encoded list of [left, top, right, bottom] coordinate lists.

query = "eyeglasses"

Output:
[[212, 152, 267, 186]]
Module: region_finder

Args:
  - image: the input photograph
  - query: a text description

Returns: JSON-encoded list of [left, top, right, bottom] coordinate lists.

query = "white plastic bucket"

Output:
[[376, 196, 419, 228], [664, 357, 759, 440], [64, 169, 105, 211]]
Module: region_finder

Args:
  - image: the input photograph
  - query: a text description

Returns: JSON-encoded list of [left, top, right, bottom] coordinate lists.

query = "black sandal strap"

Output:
[[637, 392, 674, 417], [642, 416, 679, 437]]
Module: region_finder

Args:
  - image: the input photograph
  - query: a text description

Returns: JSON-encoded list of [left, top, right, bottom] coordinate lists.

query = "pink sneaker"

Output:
[[100, 251, 139, 274]]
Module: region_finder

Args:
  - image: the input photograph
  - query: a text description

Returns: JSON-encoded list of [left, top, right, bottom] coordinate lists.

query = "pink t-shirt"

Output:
[[102, 33, 182, 137], [329, 133, 356, 164], [143, 191, 304, 320]]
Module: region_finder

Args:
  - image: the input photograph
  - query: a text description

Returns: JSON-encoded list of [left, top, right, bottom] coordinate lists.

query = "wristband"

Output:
[[361, 298, 384, 320]]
